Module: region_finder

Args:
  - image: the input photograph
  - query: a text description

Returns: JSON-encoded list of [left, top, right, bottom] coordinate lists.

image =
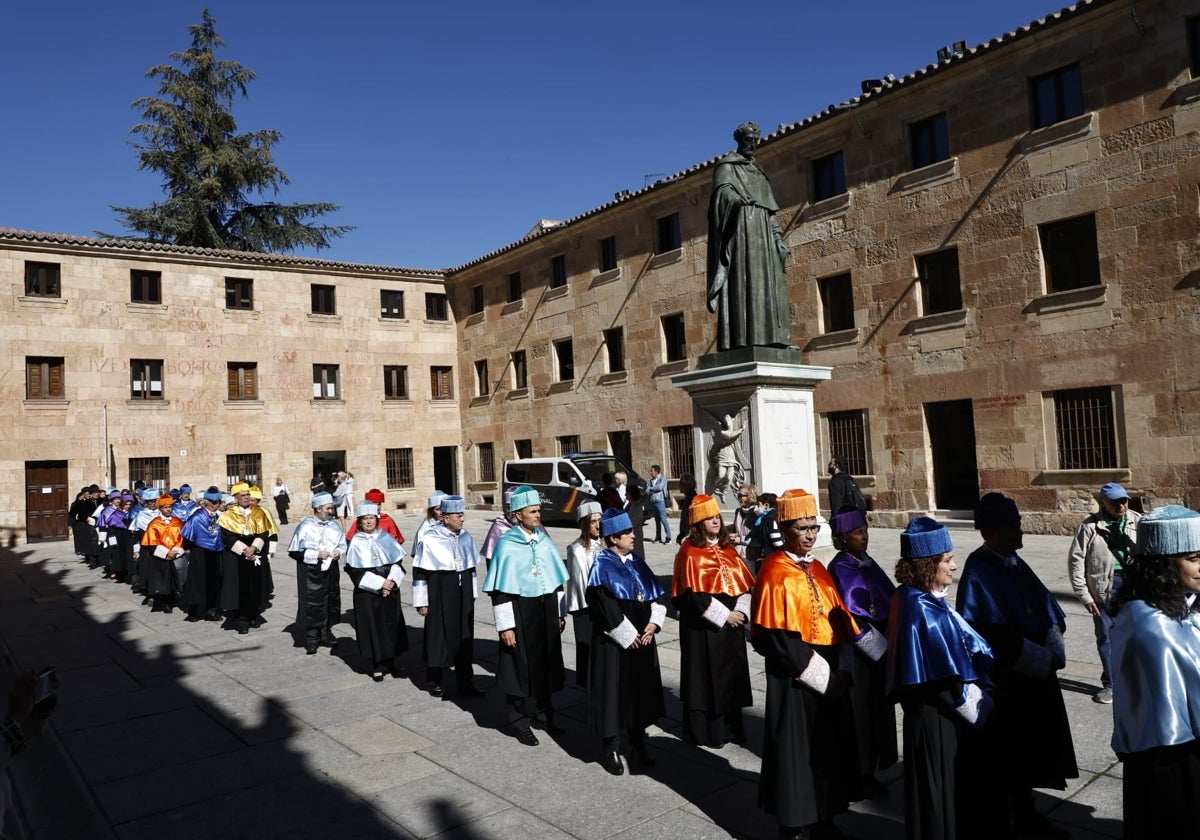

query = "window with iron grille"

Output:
[[507, 272, 522, 303], [425, 293, 448, 320], [130, 359, 164, 400], [24, 262, 60, 298], [827, 410, 869, 475], [227, 362, 257, 400], [1053, 387, 1118, 469], [385, 448, 415, 489], [1031, 64, 1083, 129], [26, 357, 64, 399], [475, 359, 490, 397], [471, 284, 484, 314], [383, 365, 408, 400], [909, 113, 949, 169], [478, 442, 496, 483], [917, 249, 963, 314], [514, 439, 533, 459], [604, 327, 625, 373], [130, 270, 162, 304], [819, 273, 855, 333], [554, 338, 574, 382], [599, 236, 618, 272], [662, 313, 687, 362], [431, 366, 454, 400], [550, 255, 567, 289], [510, 351, 528, 390], [1040, 214, 1101, 293], [665, 425, 695, 480], [380, 289, 405, 319], [656, 213, 681, 253], [129, 456, 170, 491], [558, 435, 580, 456], [313, 364, 339, 400], [812, 151, 846, 202], [225, 453, 261, 488], [311, 284, 336, 315], [225, 277, 253, 310]]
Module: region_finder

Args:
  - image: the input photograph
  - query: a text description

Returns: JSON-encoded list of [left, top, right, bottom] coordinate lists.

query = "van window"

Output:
[[557, 462, 582, 486], [575, 457, 623, 486], [506, 462, 553, 485]]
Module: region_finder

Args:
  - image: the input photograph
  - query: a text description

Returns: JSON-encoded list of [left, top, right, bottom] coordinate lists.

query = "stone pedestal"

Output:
[[671, 347, 833, 544]]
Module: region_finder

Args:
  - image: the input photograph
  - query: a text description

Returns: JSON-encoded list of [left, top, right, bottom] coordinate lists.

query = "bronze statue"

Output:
[[706, 122, 793, 351]]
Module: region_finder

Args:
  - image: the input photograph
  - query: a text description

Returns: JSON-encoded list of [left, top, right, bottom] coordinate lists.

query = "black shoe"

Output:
[[185, 614, 202, 623], [860, 774, 888, 800], [250, 615, 267, 628], [372, 673, 385, 682], [237, 626, 250, 636], [514, 726, 539, 747], [305, 643, 319, 655], [457, 683, 486, 698], [600, 750, 624, 775], [141, 596, 152, 606], [204, 610, 222, 622], [631, 741, 655, 768], [235, 618, 251, 635], [318, 634, 338, 648], [426, 681, 444, 697], [163, 605, 174, 615]]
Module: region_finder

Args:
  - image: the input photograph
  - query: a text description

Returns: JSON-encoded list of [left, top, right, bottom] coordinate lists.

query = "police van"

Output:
[[502, 451, 644, 525]]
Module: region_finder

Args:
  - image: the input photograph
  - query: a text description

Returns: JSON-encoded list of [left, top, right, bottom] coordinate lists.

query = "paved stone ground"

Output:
[[0, 516, 1124, 839]]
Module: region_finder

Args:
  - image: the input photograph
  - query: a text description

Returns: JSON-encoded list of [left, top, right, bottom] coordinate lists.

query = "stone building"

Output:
[[4, 231, 459, 543], [6, 0, 1200, 542]]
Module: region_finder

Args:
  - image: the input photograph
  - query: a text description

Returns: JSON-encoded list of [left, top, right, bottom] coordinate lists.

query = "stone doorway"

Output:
[[433, 446, 458, 496], [924, 399, 980, 510]]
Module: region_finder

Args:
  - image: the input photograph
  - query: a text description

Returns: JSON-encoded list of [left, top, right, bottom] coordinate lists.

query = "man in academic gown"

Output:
[[411, 495, 483, 697], [142, 495, 186, 613], [173, 484, 200, 521], [483, 485, 570, 746], [288, 492, 346, 655], [217, 482, 274, 635], [180, 487, 226, 621], [956, 492, 1077, 838]]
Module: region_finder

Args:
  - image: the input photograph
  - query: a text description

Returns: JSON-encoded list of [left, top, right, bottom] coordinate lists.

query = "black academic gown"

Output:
[[414, 567, 474, 670], [587, 587, 666, 740], [219, 524, 270, 618], [345, 565, 409, 665], [492, 591, 565, 707], [673, 590, 752, 746]]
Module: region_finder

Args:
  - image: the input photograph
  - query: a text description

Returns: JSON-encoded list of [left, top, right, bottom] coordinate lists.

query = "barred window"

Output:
[[226, 453, 261, 488], [827, 410, 869, 475], [665, 425, 694, 480], [1054, 387, 1117, 469], [558, 435, 580, 456], [478, 442, 496, 483], [386, 448, 415, 489], [129, 456, 169, 491]]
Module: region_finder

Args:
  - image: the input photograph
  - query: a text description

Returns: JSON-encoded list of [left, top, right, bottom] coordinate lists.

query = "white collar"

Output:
[[519, 527, 539, 544], [931, 586, 949, 600], [785, 550, 813, 565]]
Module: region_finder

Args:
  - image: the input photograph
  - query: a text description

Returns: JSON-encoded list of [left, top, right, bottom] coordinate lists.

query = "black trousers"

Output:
[[298, 562, 341, 645]]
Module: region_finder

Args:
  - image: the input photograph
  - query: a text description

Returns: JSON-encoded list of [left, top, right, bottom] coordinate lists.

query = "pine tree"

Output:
[[105, 10, 352, 253]]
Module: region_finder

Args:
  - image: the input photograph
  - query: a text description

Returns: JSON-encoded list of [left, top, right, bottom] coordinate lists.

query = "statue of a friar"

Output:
[[706, 121, 793, 351]]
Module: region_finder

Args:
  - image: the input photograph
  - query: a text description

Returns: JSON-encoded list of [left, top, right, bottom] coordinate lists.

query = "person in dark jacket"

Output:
[[827, 455, 866, 514]]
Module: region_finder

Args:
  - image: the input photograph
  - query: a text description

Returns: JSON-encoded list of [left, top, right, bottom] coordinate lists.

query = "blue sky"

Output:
[[3, 1, 1069, 269]]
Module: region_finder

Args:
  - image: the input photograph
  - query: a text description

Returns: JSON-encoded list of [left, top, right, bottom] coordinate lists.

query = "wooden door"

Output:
[[25, 461, 69, 542]]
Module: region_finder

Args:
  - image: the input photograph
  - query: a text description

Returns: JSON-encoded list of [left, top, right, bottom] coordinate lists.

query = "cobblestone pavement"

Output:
[[0, 516, 1122, 839]]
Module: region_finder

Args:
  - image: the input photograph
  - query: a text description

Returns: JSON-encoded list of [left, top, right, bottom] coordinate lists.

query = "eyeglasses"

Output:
[[785, 523, 821, 533]]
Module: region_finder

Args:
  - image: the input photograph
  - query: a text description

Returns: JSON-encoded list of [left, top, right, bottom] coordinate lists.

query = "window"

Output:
[[550, 255, 567, 289], [227, 362, 257, 400], [812, 151, 846, 202], [25, 357, 64, 399], [311, 284, 336, 315], [474, 359, 490, 397], [431, 366, 454, 400], [604, 327, 625, 373], [656, 213, 681, 253], [599, 236, 618, 272], [507, 272, 522, 303], [386, 448, 415, 489], [558, 435, 580, 456], [313, 364, 339, 400], [827, 410, 869, 475], [511, 350, 528, 390], [478, 442, 496, 483], [383, 365, 408, 400], [1054, 387, 1117, 469], [24, 262, 60, 298], [662, 313, 687, 363], [554, 338, 574, 382], [514, 439, 533, 460], [609, 430, 632, 467], [1040, 214, 1101, 292], [225, 453, 261, 488], [130, 359, 164, 400], [129, 456, 169, 491], [425, 292, 448, 320], [130, 269, 162, 304], [909, 113, 949, 169], [819, 273, 855, 333], [1190, 16, 1200, 77], [380, 289, 405, 319], [665, 425, 695, 480], [1031, 64, 1083, 129], [471, 284, 484, 315], [225, 277, 253, 310], [916, 249, 963, 314]]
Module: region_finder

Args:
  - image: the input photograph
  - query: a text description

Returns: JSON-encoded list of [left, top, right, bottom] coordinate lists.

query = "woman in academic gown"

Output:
[[344, 502, 409, 682], [587, 508, 667, 776], [564, 501, 603, 688], [886, 517, 995, 840], [181, 488, 227, 622], [1111, 505, 1200, 837], [671, 494, 755, 747], [827, 505, 898, 796]]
